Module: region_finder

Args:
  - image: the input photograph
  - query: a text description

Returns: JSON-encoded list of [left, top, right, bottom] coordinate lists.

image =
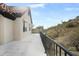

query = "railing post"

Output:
[[56, 45, 58, 56], [59, 47, 61, 56], [54, 43, 55, 56], [65, 52, 67, 56]]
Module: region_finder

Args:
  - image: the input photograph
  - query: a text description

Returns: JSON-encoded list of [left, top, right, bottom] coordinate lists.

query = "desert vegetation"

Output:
[[45, 16, 79, 55]]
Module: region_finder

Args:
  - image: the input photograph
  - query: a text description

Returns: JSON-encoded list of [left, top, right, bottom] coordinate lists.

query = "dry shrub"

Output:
[[56, 30, 79, 51], [47, 29, 59, 39]]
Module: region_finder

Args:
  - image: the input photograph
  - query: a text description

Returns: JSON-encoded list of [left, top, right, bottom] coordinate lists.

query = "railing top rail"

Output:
[[40, 32, 76, 56]]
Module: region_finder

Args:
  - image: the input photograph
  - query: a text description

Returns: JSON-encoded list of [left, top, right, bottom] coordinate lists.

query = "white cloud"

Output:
[[65, 8, 74, 11], [28, 4, 46, 8], [65, 7, 79, 11]]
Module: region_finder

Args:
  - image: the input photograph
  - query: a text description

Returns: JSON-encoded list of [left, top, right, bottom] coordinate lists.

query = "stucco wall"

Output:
[[21, 11, 32, 38], [0, 15, 14, 44], [0, 15, 23, 44], [0, 15, 5, 44], [13, 17, 23, 40], [23, 9, 32, 32], [0, 12, 32, 44], [0, 8, 32, 44]]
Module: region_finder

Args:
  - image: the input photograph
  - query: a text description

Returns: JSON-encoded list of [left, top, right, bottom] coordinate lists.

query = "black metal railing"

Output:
[[40, 32, 75, 56]]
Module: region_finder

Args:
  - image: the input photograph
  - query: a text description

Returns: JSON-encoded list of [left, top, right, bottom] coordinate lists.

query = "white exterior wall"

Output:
[[0, 15, 5, 44], [13, 17, 23, 40], [0, 14, 24, 44], [22, 8, 33, 38], [0, 15, 14, 44], [4, 17, 14, 43], [13, 11, 32, 40], [0, 8, 32, 44], [24, 8, 32, 32]]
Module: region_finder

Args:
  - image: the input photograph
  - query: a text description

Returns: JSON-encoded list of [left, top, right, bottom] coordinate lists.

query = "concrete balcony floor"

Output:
[[0, 33, 46, 56]]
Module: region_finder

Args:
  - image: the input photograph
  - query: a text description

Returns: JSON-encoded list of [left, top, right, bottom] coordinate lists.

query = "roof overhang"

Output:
[[0, 3, 26, 20]]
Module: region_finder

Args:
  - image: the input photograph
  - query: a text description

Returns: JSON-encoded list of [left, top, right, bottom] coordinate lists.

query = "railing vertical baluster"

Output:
[[54, 43, 55, 56], [65, 52, 67, 56], [59, 47, 61, 56], [56, 45, 58, 56]]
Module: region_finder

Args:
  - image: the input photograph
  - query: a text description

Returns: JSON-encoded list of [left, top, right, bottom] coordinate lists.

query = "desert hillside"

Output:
[[45, 16, 79, 55]]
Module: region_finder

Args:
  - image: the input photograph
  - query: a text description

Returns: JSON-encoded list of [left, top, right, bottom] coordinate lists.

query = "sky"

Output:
[[6, 3, 79, 29]]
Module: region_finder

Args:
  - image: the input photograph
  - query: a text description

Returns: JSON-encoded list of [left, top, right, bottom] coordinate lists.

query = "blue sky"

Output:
[[6, 3, 79, 29]]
